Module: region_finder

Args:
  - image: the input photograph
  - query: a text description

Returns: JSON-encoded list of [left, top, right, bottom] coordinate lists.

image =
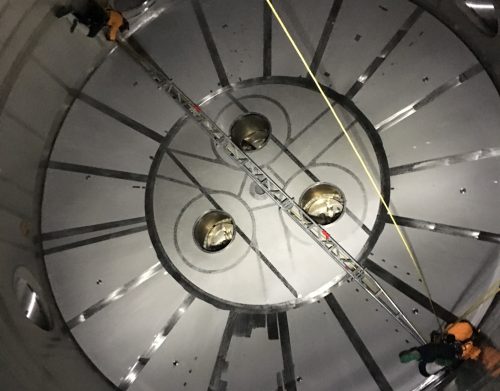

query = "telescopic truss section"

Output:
[[119, 39, 426, 345]]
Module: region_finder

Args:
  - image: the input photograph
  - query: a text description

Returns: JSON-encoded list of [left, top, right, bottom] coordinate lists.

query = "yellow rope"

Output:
[[459, 281, 500, 321], [265, 0, 442, 330]]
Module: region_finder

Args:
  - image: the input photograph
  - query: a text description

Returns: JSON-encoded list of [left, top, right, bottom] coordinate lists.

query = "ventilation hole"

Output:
[[395, 329, 399, 333], [230, 112, 271, 152], [365, 298, 369, 302], [188, 369, 192, 374], [173, 360, 180, 367], [406, 272, 410, 276], [405, 339, 410, 344], [296, 376, 303, 383], [375, 308, 379, 312], [460, 187, 467, 194], [193, 210, 235, 252], [412, 308, 419, 315], [393, 265, 398, 269], [382, 259, 386, 262], [355, 288, 359, 292], [299, 183, 346, 225], [96, 279, 103, 285]]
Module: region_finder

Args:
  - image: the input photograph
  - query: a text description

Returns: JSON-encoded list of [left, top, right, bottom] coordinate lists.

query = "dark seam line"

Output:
[[389, 148, 500, 176], [41, 217, 146, 241], [345, 9, 423, 99], [208, 311, 238, 391], [192, 0, 230, 87], [263, 0, 273, 77], [386, 215, 500, 244], [365, 260, 457, 323], [43, 225, 148, 255], [76, 92, 164, 143], [309, 0, 343, 76], [167, 150, 299, 298], [48, 161, 148, 182], [277, 312, 297, 391], [325, 294, 393, 391], [267, 313, 279, 340]]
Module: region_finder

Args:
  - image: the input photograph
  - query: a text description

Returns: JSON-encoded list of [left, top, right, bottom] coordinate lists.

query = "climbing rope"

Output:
[[265, 0, 442, 332], [459, 280, 500, 321]]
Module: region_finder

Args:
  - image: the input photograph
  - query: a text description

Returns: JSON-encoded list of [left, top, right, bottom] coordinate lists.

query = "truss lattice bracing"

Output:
[[119, 39, 426, 344]]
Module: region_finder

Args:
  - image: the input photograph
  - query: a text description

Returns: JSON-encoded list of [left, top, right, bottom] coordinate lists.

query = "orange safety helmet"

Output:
[[446, 321, 481, 360]]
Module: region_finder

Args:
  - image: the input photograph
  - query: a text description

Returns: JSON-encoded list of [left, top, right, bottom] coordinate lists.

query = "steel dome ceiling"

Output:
[[0, 1, 499, 390]]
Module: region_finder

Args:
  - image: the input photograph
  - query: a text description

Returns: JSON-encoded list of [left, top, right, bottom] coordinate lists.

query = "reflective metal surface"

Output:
[[1, 0, 500, 390], [299, 182, 346, 225], [230, 112, 272, 152], [14, 274, 52, 331], [461, 0, 499, 36], [193, 210, 235, 252]]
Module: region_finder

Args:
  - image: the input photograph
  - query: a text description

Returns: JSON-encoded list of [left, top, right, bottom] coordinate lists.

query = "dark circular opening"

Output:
[[230, 112, 271, 152], [299, 183, 346, 225], [459, 0, 498, 36], [193, 210, 235, 252], [14, 277, 52, 331]]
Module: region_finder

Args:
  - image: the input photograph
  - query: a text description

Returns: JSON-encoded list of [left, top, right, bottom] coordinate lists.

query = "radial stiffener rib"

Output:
[[120, 40, 425, 344]]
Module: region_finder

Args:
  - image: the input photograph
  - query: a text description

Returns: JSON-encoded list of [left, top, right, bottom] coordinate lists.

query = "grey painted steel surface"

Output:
[[1, 0, 500, 391], [120, 36, 424, 343]]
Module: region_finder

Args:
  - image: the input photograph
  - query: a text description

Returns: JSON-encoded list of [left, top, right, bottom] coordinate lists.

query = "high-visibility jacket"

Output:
[[445, 321, 481, 360]]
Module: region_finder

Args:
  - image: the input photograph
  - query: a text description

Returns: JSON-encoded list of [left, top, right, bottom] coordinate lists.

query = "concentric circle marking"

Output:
[[193, 210, 235, 253], [147, 76, 390, 311]]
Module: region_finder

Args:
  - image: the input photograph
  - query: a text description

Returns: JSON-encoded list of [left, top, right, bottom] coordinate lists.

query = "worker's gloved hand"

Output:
[[399, 349, 421, 363]]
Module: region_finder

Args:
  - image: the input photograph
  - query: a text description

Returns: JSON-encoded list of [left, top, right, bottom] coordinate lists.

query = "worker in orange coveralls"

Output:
[[54, 1, 128, 41], [399, 320, 481, 377]]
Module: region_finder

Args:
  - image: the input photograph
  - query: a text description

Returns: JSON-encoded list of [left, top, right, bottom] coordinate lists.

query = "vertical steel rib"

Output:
[[263, 0, 273, 77], [345, 9, 423, 99], [119, 39, 425, 344], [325, 294, 393, 391], [192, 0, 230, 87], [309, 0, 343, 76], [118, 295, 195, 390], [277, 312, 297, 391], [208, 311, 237, 391]]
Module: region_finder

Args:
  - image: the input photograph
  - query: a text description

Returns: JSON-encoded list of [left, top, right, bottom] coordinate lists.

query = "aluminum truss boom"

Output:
[[120, 39, 426, 344]]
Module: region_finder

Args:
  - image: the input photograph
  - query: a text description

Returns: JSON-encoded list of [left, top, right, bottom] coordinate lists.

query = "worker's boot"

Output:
[[399, 349, 421, 363]]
